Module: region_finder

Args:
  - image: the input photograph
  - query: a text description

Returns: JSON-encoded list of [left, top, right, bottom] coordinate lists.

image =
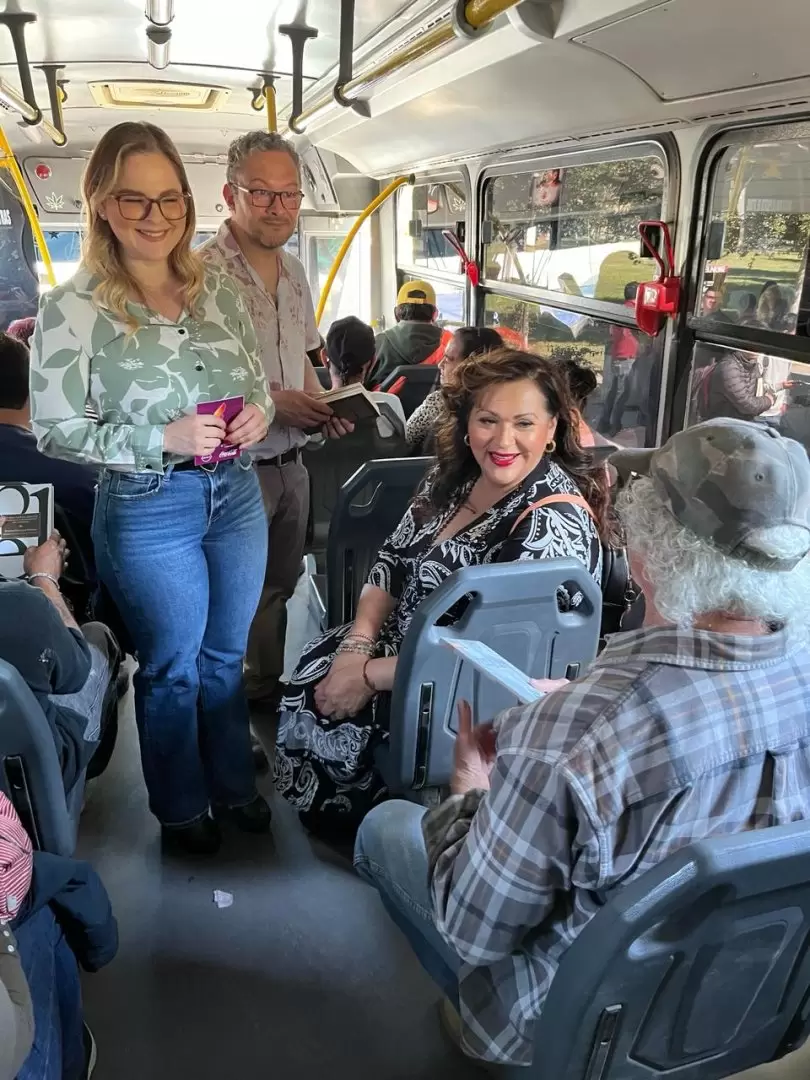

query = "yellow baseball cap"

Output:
[[396, 280, 437, 307]]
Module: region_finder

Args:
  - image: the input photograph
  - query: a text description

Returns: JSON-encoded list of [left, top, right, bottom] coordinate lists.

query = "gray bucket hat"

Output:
[[611, 419, 810, 571]]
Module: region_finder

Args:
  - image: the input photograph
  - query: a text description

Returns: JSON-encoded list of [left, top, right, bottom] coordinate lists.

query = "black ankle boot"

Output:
[[161, 815, 222, 856], [214, 795, 272, 834]]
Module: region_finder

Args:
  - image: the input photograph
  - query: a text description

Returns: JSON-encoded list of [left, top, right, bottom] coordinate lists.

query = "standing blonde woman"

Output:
[[30, 122, 272, 855]]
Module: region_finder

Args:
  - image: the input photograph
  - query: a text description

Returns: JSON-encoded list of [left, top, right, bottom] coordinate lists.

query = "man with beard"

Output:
[[201, 132, 352, 717]]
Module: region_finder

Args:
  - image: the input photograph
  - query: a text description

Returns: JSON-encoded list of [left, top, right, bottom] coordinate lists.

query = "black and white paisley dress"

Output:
[[273, 457, 602, 830]]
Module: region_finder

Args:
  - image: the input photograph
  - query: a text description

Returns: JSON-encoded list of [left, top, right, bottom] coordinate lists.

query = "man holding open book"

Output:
[[201, 130, 353, 712], [354, 419, 810, 1069]]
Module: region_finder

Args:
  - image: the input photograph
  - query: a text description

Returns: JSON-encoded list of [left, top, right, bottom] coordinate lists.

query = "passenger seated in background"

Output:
[[703, 328, 782, 423], [354, 418, 810, 1068], [275, 349, 608, 841], [5, 790, 119, 1080], [367, 280, 447, 387], [758, 281, 791, 332], [325, 316, 406, 438], [0, 332, 98, 552], [557, 355, 616, 449], [406, 326, 501, 452], [0, 531, 119, 794]]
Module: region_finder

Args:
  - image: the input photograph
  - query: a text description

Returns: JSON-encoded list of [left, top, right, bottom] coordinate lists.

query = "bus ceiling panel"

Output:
[[572, 0, 810, 103], [0, 0, 413, 82], [18, 153, 234, 224], [306, 40, 665, 176]]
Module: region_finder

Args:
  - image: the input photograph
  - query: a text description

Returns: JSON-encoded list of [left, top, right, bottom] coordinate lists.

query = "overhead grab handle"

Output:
[[334, 0, 370, 117], [37, 64, 68, 147], [280, 22, 319, 135], [0, 11, 40, 125]]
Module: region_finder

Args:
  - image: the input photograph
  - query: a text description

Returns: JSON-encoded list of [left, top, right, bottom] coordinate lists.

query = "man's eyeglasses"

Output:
[[233, 185, 304, 210], [111, 193, 190, 222]]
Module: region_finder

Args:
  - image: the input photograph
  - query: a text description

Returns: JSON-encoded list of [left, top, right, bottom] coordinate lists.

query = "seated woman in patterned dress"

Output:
[[274, 349, 611, 841]]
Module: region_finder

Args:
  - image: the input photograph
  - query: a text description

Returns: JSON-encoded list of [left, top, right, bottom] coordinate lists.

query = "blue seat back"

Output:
[[526, 821, 810, 1080], [303, 422, 410, 559], [385, 559, 601, 792], [326, 456, 432, 627], [0, 657, 79, 855], [379, 364, 439, 417]]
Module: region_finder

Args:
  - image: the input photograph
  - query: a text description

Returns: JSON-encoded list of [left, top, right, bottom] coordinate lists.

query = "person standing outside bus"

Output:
[[30, 122, 272, 856], [201, 131, 351, 711]]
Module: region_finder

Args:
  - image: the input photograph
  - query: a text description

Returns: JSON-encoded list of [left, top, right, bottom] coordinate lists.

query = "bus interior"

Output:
[[2, 1, 810, 1077]]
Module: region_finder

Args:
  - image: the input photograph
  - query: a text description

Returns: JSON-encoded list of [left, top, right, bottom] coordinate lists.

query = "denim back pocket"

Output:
[[103, 470, 163, 500]]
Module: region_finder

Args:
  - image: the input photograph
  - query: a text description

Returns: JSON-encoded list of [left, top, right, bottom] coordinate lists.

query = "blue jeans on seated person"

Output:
[[93, 459, 267, 827], [50, 620, 119, 745], [14, 905, 85, 1080], [354, 800, 460, 1003]]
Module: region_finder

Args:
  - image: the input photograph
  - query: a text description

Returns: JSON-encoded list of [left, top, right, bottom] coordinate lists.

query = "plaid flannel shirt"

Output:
[[423, 625, 810, 1065]]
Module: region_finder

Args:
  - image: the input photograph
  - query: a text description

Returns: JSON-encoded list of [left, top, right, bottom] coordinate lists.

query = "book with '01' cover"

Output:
[[0, 482, 54, 579]]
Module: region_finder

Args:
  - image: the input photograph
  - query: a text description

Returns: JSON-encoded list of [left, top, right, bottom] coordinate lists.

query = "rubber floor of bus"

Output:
[[75, 670, 481, 1080]]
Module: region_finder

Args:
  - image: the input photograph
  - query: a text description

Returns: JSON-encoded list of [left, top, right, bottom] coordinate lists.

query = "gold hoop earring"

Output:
[[463, 434, 470, 446], [545, 439, 557, 455]]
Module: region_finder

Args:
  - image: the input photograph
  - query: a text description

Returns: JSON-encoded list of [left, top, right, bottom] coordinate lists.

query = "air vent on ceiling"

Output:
[[88, 81, 230, 111], [689, 98, 810, 124]]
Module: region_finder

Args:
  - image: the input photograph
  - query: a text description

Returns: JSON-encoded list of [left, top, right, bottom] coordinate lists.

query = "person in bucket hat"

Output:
[[353, 418, 810, 1068]]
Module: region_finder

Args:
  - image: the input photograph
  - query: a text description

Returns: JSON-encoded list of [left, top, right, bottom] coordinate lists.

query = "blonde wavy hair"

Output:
[[81, 122, 204, 329]]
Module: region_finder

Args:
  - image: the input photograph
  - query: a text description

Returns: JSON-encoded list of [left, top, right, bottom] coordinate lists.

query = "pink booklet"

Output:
[[194, 395, 244, 465]]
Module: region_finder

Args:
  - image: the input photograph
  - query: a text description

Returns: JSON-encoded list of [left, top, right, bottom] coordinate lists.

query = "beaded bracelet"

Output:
[[362, 659, 378, 693], [336, 640, 374, 657]]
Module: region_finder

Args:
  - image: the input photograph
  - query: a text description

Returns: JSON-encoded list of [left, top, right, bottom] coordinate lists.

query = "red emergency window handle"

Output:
[[442, 228, 480, 288], [638, 220, 676, 281], [635, 220, 681, 337]]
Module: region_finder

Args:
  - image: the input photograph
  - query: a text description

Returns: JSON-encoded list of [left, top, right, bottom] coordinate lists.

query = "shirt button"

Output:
[[195, 363, 204, 371], [178, 329, 186, 335], [7, 946, 14, 954]]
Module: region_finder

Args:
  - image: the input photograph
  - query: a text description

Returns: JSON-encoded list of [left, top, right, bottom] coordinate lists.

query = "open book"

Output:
[[316, 384, 380, 423], [0, 482, 54, 579], [442, 637, 544, 705]]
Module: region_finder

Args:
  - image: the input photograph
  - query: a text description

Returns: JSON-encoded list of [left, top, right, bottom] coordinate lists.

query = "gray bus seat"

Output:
[[522, 820, 810, 1080], [379, 364, 439, 417], [0, 657, 81, 856], [303, 419, 409, 561], [326, 456, 433, 627], [383, 558, 601, 793]]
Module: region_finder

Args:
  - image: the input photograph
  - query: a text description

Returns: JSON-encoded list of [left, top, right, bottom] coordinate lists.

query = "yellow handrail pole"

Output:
[[0, 125, 56, 288], [315, 174, 413, 326], [265, 83, 277, 133]]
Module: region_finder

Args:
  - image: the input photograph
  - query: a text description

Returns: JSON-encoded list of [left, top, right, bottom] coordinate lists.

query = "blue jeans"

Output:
[[93, 459, 267, 826], [50, 621, 118, 743], [14, 906, 84, 1080], [354, 800, 460, 1003]]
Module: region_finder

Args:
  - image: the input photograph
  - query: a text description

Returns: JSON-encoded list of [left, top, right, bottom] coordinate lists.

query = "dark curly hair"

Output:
[[416, 348, 614, 541]]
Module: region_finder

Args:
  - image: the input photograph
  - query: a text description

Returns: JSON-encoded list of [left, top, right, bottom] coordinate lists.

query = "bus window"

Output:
[[397, 179, 467, 275], [38, 229, 82, 287], [699, 136, 810, 334], [0, 180, 38, 324], [397, 273, 465, 330], [686, 339, 810, 442], [483, 293, 664, 447], [307, 220, 370, 333], [483, 152, 665, 304]]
